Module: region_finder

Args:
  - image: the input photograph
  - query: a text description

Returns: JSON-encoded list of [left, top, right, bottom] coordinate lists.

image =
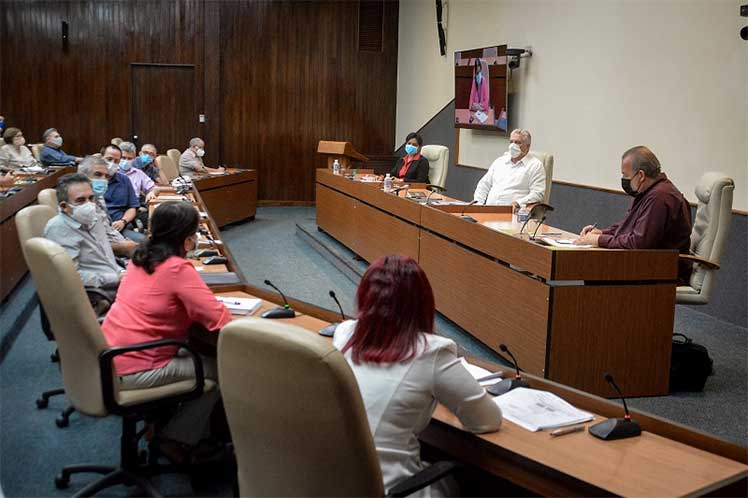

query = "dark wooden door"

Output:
[[131, 64, 197, 151]]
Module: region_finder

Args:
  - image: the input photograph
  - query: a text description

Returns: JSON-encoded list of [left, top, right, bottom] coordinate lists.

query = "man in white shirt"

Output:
[[473, 128, 546, 207], [178, 137, 224, 175]]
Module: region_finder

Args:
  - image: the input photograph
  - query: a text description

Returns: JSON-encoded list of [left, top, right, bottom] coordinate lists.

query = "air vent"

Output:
[[358, 0, 384, 52]]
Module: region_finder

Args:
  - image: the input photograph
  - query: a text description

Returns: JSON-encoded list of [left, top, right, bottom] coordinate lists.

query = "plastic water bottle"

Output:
[[332, 159, 340, 175], [383, 173, 393, 193], [517, 204, 530, 225]]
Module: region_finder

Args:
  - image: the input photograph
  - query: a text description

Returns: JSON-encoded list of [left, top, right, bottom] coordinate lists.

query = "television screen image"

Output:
[[454, 45, 508, 132]]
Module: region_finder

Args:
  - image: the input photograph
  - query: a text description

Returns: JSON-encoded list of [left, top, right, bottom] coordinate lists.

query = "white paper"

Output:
[[493, 387, 594, 432], [474, 110, 488, 123], [541, 237, 592, 249], [216, 296, 263, 315], [460, 358, 504, 387]]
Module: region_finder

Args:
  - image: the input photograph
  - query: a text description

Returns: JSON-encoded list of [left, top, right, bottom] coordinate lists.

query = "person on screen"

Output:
[[473, 128, 545, 207], [468, 58, 490, 113], [574, 146, 692, 283], [332, 255, 502, 497], [389, 132, 430, 183]]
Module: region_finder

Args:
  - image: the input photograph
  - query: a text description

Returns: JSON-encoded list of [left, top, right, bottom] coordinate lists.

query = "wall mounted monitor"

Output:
[[454, 45, 508, 132]]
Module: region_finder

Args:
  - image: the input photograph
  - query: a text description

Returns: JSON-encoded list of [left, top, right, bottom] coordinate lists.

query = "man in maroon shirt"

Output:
[[575, 146, 693, 283]]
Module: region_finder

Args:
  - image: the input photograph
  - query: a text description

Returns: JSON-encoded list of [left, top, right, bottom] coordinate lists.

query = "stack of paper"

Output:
[[541, 237, 592, 249], [493, 387, 594, 432], [216, 296, 263, 316], [460, 358, 504, 387]]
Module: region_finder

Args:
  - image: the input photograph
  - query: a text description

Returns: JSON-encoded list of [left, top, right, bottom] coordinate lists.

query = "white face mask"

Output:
[[69, 202, 97, 227], [51, 136, 63, 147], [509, 142, 523, 159], [196, 148, 205, 158], [106, 161, 118, 175]]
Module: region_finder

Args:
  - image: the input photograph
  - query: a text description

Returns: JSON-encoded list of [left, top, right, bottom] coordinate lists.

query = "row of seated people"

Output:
[[43, 173, 502, 494]]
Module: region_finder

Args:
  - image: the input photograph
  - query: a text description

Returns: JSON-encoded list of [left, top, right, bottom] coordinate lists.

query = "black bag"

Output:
[[669, 333, 714, 392]]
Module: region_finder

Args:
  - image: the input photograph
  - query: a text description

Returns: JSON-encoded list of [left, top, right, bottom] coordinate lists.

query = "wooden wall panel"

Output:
[[219, 0, 399, 201]]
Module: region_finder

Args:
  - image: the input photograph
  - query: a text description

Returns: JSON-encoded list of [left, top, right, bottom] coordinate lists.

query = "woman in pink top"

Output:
[[468, 58, 490, 112], [102, 201, 231, 454]]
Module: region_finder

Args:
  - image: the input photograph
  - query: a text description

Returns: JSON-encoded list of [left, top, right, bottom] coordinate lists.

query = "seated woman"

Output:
[[0, 127, 40, 169], [389, 132, 430, 183], [333, 255, 502, 497], [101, 201, 232, 459], [468, 58, 490, 113]]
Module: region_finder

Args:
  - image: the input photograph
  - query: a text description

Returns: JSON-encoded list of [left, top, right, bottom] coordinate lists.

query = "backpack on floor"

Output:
[[669, 333, 714, 392]]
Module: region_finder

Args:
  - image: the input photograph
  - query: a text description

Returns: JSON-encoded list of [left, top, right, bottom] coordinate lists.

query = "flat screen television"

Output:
[[454, 45, 508, 132]]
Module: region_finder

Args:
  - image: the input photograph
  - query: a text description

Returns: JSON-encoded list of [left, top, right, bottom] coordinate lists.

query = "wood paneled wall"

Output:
[[0, 0, 398, 202]]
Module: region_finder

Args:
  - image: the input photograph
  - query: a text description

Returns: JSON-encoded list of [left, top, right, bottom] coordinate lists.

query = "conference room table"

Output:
[[189, 168, 257, 227], [0, 166, 75, 301], [315, 169, 680, 398]]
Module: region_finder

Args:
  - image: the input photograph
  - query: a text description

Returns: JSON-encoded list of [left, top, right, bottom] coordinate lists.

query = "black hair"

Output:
[[405, 132, 423, 147], [132, 202, 200, 274], [55, 173, 91, 204], [100, 143, 122, 155]]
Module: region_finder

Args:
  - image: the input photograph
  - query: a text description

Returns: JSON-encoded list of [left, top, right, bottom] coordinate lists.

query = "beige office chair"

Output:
[[23, 236, 215, 496], [31, 143, 43, 161], [167, 149, 182, 171], [529, 150, 554, 203], [156, 154, 179, 181], [110, 137, 123, 146], [218, 318, 456, 497], [676, 172, 734, 305], [420, 145, 449, 189], [37, 188, 58, 211]]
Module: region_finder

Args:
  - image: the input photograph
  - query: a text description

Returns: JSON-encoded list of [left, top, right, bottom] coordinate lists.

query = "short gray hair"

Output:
[[510, 129, 532, 146], [42, 128, 58, 142], [119, 141, 136, 154], [622, 145, 661, 178], [140, 143, 157, 153], [77, 155, 108, 177], [189, 137, 204, 148]]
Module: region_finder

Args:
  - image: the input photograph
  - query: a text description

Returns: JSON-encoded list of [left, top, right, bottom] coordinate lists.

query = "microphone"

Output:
[[425, 184, 446, 205], [318, 290, 346, 337], [588, 372, 642, 440], [460, 200, 478, 223], [391, 184, 410, 196], [519, 203, 554, 235], [487, 343, 530, 396], [261, 279, 296, 319], [530, 215, 547, 240]]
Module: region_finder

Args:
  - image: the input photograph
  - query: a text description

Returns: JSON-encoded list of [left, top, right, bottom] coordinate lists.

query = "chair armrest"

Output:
[[679, 254, 720, 270], [99, 339, 205, 414], [386, 461, 459, 498]]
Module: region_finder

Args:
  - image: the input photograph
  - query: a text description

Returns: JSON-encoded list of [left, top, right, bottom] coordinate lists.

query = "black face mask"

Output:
[[621, 176, 639, 197]]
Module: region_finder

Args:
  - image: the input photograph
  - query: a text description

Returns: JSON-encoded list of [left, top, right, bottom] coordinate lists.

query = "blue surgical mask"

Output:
[[404, 144, 418, 156], [476, 73, 483, 85], [139, 153, 153, 165], [119, 160, 131, 171], [91, 178, 109, 196]]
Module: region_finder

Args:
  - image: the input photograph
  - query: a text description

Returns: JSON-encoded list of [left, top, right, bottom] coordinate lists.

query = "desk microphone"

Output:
[[318, 290, 346, 337], [261, 279, 295, 319], [487, 344, 529, 396], [391, 184, 410, 196], [520, 203, 554, 235], [459, 200, 478, 223], [588, 372, 642, 440], [425, 184, 446, 205]]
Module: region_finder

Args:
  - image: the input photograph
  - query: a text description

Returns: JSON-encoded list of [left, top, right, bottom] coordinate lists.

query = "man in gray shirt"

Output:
[[179, 137, 224, 175], [43, 173, 124, 301]]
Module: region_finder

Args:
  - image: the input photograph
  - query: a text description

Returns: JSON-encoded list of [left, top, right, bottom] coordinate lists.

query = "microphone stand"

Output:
[[487, 344, 529, 396], [588, 373, 642, 440], [530, 215, 547, 240], [318, 291, 346, 337], [261, 279, 296, 319]]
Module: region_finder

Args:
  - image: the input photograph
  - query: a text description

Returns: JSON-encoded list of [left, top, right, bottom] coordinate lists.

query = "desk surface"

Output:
[[204, 286, 747, 498]]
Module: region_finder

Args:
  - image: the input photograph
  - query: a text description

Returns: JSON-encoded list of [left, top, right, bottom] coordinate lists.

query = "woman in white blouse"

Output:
[[333, 255, 502, 497], [0, 127, 39, 169]]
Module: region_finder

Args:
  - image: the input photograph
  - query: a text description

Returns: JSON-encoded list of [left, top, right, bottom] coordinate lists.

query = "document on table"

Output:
[[493, 387, 594, 432], [474, 110, 488, 123], [541, 237, 592, 249], [216, 296, 263, 315], [460, 358, 504, 387]]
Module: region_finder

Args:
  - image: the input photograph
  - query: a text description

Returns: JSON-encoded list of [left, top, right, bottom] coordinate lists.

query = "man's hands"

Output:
[[112, 219, 126, 232]]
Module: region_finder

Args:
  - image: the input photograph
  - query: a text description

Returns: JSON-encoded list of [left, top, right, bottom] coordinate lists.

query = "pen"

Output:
[[549, 425, 585, 437], [587, 223, 598, 234]]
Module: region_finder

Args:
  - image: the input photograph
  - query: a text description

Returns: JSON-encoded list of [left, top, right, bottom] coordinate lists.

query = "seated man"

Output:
[[575, 145, 692, 283], [77, 156, 139, 255], [117, 141, 157, 201], [179, 137, 224, 175], [101, 144, 144, 241], [43, 173, 124, 302], [473, 128, 545, 207], [130, 143, 170, 186], [39, 128, 82, 166]]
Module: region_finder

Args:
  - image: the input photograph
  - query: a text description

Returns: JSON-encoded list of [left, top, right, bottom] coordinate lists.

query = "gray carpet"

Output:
[[0, 206, 745, 497]]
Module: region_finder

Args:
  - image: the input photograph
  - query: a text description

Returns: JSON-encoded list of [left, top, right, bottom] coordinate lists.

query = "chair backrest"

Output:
[[31, 143, 43, 161], [420, 144, 449, 189], [37, 188, 58, 211], [218, 318, 384, 497], [23, 237, 111, 417], [688, 172, 734, 300], [530, 150, 554, 203], [110, 137, 123, 146], [167, 149, 182, 170], [15, 205, 56, 260], [156, 154, 179, 181]]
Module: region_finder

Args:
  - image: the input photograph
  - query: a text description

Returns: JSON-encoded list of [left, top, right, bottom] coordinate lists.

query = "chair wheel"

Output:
[[55, 416, 69, 428], [54, 474, 69, 489], [36, 398, 49, 409]]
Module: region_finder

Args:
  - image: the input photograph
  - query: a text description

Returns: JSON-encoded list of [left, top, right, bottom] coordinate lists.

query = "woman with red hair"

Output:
[[333, 255, 502, 497]]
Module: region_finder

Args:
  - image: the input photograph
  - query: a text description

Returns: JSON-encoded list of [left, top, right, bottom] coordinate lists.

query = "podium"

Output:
[[317, 141, 369, 170]]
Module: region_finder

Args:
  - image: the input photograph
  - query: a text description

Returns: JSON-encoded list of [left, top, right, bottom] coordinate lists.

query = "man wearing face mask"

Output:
[[118, 141, 157, 201], [575, 146, 692, 283], [179, 137, 224, 175], [130, 143, 170, 186], [389, 132, 430, 183], [100, 144, 143, 241], [473, 128, 546, 207], [39, 128, 82, 166], [43, 173, 124, 301]]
